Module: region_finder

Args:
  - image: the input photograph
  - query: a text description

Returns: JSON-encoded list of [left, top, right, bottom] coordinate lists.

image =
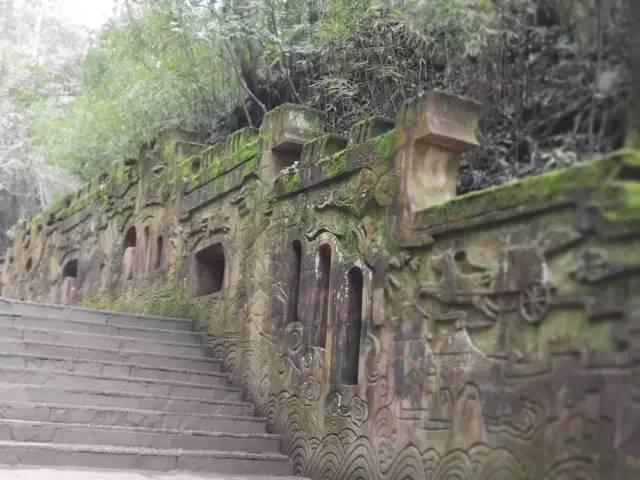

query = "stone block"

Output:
[[261, 104, 325, 155], [300, 134, 348, 167], [260, 104, 325, 182], [349, 116, 395, 145], [398, 90, 480, 152], [396, 90, 481, 211]]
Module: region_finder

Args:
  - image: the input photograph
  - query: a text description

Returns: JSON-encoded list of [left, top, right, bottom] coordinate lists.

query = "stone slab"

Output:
[[0, 385, 252, 415], [0, 366, 237, 398], [0, 324, 209, 358], [0, 299, 194, 332], [0, 340, 219, 371], [0, 418, 281, 453], [0, 401, 268, 434], [0, 352, 227, 385], [0, 466, 306, 480], [0, 314, 202, 344]]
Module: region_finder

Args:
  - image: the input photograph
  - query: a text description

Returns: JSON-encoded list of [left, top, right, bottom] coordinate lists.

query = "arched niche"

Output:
[[123, 226, 137, 280], [155, 235, 164, 270], [192, 242, 227, 297], [313, 243, 332, 348], [60, 259, 79, 304], [286, 240, 303, 326], [338, 266, 364, 385]]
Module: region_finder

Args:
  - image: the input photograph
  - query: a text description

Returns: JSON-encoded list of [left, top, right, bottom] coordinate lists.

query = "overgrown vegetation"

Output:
[[32, 0, 632, 192]]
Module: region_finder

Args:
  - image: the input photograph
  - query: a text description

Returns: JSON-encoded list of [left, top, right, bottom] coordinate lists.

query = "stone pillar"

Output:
[[396, 91, 480, 211], [259, 104, 325, 182]]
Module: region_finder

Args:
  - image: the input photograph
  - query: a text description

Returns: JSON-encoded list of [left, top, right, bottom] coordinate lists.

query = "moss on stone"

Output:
[[180, 137, 260, 191], [600, 181, 640, 224], [80, 292, 129, 313], [284, 170, 302, 193], [163, 142, 177, 163], [324, 150, 348, 178], [622, 148, 640, 168], [370, 129, 397, 162], [415, 154, 623, 230]]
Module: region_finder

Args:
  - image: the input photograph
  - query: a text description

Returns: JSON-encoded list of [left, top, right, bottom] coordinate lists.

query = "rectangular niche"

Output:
[[193, 243, 226, 297]]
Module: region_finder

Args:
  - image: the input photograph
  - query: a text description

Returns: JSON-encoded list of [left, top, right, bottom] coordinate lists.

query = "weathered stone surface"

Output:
[[0, 300, 297, 476], [2, 91, 640, 479], [0, 467, 304, 480]]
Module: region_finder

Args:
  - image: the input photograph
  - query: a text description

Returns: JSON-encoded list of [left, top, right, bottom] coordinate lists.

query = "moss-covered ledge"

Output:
[[410, 151, 639, 237], [179, 128, 260, 194], [273, 129, 396, 198]]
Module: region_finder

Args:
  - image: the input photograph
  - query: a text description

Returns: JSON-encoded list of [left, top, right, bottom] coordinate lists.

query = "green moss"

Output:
[[163, 142, 177, 162], [621, 148, 640, 168], [236, 140, 260, 165], [284, 170, 302, 193], [181, 138, 260, 190], [324, 150, 348, 178], [370, 129, 397, 161], [600, 181, 640, 224], [416, 154, 623, 229], [80, 293, 129, 313]]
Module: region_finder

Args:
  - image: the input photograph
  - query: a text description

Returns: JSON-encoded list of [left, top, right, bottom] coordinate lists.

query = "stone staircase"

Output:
[[0, 298, 301, 478]]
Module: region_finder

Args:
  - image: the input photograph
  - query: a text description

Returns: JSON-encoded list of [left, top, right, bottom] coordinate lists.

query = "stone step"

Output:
[[0, 440, 293, 475], [0, 419, 282, 453], [0, 385, 251, 416], [0, 351, 228, 385], [0, 401, 269, 434], [0, 339, 218, 371], [0, 468, 307, 480], [0, 324, 209, 358], [0, 298, 194, 332], [0, 366, 237, 399], [0, 313, 203, 344]]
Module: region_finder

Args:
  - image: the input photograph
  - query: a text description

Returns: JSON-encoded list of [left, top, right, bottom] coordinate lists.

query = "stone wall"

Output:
[[2, 91, 640, 480]]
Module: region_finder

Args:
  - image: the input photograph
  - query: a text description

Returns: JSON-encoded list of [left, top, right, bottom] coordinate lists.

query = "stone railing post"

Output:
[[396, 90, 480, 212], [259, 104, 325, 183], [390, 90, 481, 247]]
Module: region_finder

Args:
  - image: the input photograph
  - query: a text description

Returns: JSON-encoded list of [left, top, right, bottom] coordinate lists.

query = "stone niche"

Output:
[[59, 259, 79, 304], [192, 242, 226, 297], [122, 226, 137, 280]]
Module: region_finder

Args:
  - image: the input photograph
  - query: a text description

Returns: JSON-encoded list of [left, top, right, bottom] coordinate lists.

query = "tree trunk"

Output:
[[628, 0, 640, 148]]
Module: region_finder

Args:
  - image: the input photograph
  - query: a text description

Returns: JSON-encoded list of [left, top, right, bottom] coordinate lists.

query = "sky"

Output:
[[58, 0, 115, 29]]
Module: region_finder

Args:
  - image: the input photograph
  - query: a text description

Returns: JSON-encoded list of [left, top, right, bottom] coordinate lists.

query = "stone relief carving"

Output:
[[4, 97, 639, 480], [325, 390, 369, 428]]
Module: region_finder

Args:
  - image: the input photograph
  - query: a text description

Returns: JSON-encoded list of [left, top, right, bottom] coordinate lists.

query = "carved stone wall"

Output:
[[2, 91, 640, 480]]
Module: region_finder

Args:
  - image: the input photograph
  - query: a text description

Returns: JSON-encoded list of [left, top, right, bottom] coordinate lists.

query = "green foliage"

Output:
[[389, 0, 494, 60], [80, 292, 129, 313], [34, 0, 492, 178], [33, 6, 243, 179], [145, 282, 196, 319], [31, 0, 629, 192], [314, 0, 369, 42]]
